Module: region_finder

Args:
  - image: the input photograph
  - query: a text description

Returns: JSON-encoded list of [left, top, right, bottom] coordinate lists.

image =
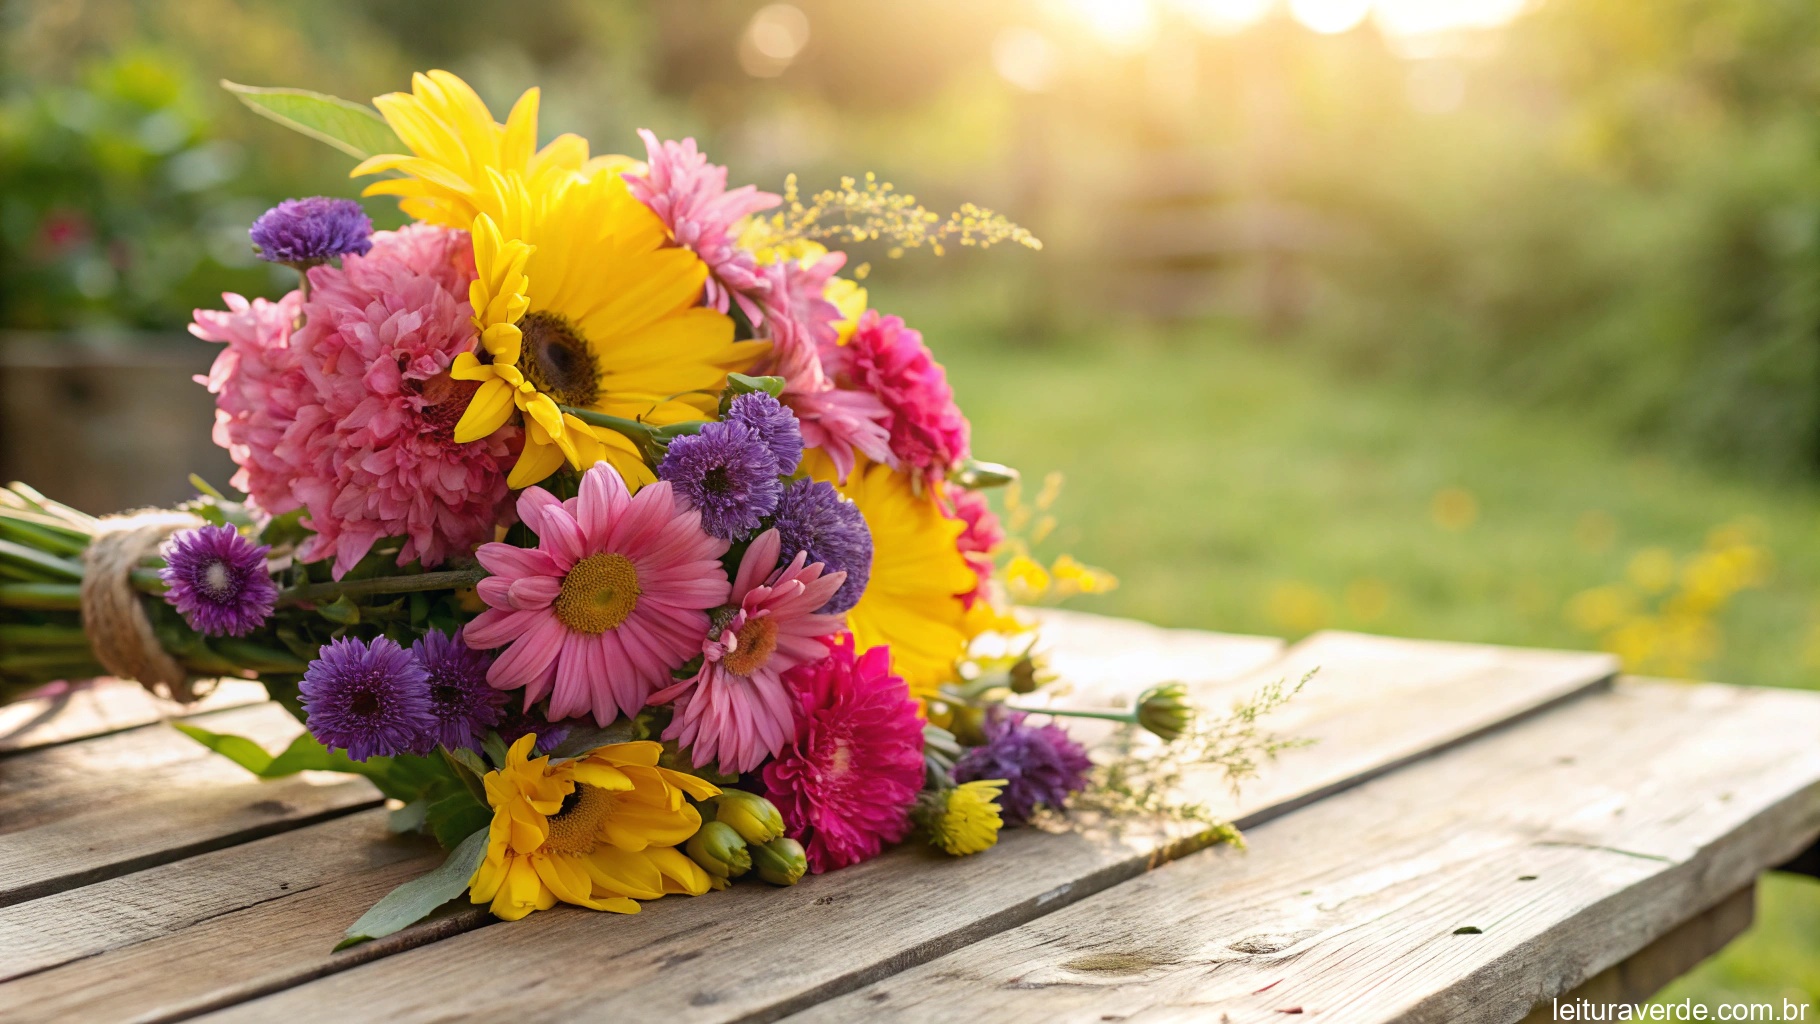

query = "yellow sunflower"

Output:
[[446, 169, 762, 487], [802, 449, 975, 701], [352, 70, 613, 228], [470, 735, 719, 922]]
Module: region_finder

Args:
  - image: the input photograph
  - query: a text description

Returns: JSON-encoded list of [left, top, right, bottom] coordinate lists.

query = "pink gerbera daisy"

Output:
[[762, 634, 925, 873], [625, 129, 780, 320], [464, 461, 732, 725], [648, 528, 848, 774]]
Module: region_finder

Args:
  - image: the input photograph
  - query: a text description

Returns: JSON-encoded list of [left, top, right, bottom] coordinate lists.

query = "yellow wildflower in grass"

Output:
[[469, 734, 719, 921], [352, 70, 613, 228], [802, 449, 973, 702], [1566, 518, 1769, 678], [929, 780, 1005, 856], [1430, 486, 1479, 532], [448, 170, 763, 488]]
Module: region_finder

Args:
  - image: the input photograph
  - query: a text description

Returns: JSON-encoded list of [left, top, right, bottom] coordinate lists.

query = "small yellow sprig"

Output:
[[997, 473, 1117, 605], [744, 172, 1042, 261]]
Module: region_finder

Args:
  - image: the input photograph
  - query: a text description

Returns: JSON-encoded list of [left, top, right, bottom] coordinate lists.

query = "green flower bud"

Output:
[[1136, 682, 1195, 742], [715, 789, 785, 845], [685, 820, 751, 879], [751, 836, 808, 886]]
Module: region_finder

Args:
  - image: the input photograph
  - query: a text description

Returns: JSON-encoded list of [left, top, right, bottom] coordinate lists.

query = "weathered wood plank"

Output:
[[1516, 885, 1756, 1024], [785, 681, 1820, 1024], [196, 629, 1615, 1024], [0, 810, 488, 1024], [0, 701, 380, 906], [0, 679, 268, 755], [0, 614, 1285, 1024]]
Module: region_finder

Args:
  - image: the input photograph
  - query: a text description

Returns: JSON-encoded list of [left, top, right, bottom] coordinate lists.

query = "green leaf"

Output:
[[318, 594, 361, 625], [727, 372, 787, 399], [174, 723, 412, 799], [221, 81, 402, 160], [336, 827, 489, 950], [388, 799, 428, 834], [547, 719, 638, 760], [426, 791, 493, 850]]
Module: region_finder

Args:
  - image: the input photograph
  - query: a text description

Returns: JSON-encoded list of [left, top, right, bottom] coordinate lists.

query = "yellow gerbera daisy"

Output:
[[470, 734, 720, 922], [446, 168, 765, 488], [352, 69, 611, 228], [802, 449, 975, 701]]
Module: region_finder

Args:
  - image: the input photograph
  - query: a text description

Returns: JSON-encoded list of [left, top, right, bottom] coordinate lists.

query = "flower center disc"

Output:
[[722, 615, 778, 676], [555, 553, 642, 634], [518, 311, 601, 408], [543, 783, 616, 855], [201, 560, 236, 601]]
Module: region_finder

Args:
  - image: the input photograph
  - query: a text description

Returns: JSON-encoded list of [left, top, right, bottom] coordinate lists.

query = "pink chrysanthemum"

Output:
[[823, 311, 970, 484], [762, 634, 925, 873], [648, 528, 847, 774], [465, 461, 732, 726], [945, 488, 1003, 607], [287, 224, 518, 575], [626, 129, 780, 320], [191, 291, 310, 517]]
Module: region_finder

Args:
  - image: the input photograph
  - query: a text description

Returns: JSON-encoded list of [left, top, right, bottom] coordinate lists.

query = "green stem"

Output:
[[211, 639, 310, 674], [0, 623, 91, 647], [0, 539, 84, 582], [131, 568, 169, 594], [962, 696, 1139, 726], [0, 582, 82, 611], [275, 568, 487, 608]]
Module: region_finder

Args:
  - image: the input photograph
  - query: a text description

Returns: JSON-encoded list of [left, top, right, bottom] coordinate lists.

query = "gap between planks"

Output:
[[173, 626, 1615, 1024], [0, 700, 382, 908], [0, 679, 269, 756]]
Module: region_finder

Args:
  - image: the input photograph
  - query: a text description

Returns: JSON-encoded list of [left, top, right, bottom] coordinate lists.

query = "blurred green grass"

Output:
[[929, 318, 1820, 1008]]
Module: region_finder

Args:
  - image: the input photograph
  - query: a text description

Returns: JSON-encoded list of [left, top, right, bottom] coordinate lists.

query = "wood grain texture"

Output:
[[786, 681, 1820, 1024], [196, 628, 1615, 1024], [0, 810, 489, 1024], [0, 701, 380, 906], [1516, 885, 1756, 1023], [0, 679, 268, 755]]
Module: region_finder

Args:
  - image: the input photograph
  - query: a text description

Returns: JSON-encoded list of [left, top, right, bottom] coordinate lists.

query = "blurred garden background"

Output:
[[2, 0, 1817, 1005]]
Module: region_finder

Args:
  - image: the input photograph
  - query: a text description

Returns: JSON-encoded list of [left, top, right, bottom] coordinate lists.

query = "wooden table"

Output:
[[4, 611, 1818, 1023]]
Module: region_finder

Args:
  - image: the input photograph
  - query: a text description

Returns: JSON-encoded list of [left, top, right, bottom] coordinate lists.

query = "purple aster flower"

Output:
[[658, 419, 782, 540], [495, 701, 570, 754], [952, 709, 1092, 825], [412, 629, 508, 753], [249, 196, 374, 264], [158, 524, 278, 637], [726, 391, 803, 475], [771, 478, 872, 614], [299, 636, 435, 761]]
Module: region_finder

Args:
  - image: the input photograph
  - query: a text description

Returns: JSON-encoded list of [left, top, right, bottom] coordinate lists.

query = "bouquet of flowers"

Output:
[[0, 70, 1292, 946]]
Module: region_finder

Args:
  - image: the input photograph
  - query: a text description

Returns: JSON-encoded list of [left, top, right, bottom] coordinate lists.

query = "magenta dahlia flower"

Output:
[[464, 461, 732, 725], [648, 528, 848, 774], [288, 224, 518, 576], [762, 634, 925, 873], [824, 311, 970, 484], [625, 129, 779, 320], [191, 291, 311, 518]]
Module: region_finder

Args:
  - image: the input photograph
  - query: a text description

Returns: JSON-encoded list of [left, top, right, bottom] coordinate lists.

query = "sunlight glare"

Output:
[[1171, 0, 1275, 35], [1049, 0, 1159, 52], [1288, 0, 1371, 35], [1375, 0, 1529, 36]]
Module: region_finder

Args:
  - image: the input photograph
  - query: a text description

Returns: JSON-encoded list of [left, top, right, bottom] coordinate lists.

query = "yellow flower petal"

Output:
[[453, 377, 516, 443]]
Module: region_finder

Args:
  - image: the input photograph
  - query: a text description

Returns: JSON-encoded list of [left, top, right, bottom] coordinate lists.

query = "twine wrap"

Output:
[[80, 510, 209, 703]]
